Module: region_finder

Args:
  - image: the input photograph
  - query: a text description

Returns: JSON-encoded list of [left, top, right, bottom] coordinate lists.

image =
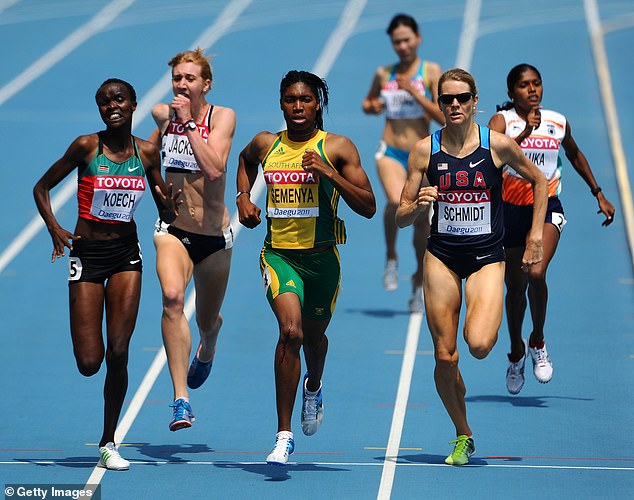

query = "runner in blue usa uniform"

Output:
[[396, 69, 548, 466]]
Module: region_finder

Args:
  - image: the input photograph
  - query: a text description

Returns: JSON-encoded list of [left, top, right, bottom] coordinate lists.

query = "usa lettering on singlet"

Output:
[[380, 61, 430, 120], [77, 136, 147, 224], [161, 105, 212, 173]]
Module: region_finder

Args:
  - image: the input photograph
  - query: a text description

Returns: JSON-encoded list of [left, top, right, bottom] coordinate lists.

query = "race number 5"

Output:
[[68, 257, 83, 281]]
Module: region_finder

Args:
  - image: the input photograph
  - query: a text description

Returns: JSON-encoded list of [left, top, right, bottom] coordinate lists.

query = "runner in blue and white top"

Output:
[[396, 68, 548, 467]]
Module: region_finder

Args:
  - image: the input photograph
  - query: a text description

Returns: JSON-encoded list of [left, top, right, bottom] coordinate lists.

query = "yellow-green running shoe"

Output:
[[444, 435, 475, 465]]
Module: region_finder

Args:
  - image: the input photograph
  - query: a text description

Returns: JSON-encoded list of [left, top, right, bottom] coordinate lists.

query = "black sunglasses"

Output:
[[438, 92, 473, 105]]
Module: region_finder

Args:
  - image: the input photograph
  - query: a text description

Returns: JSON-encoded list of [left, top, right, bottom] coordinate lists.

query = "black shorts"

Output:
[[156, 222, 233, 265], [504, 197, 567, 248], [68, 233, 142, 284], [427, 245, 505, 280]]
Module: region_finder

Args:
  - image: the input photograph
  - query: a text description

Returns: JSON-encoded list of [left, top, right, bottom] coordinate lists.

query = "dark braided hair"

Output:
[[495, 63, 542, 111], [279, 70, 329, 130], [96, 78, 137, 104]]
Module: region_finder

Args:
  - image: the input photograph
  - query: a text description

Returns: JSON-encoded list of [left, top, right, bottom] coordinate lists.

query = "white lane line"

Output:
[[84, 0, 367, 486], [0, 0, 135, 107], [584, 0, 634, 270], [0, 0, 19, 15], [376, 1, 481, 498], [0, 0, 254, 276]]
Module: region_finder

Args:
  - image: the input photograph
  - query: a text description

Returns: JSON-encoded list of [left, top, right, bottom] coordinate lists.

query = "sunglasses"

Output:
[[438, 92, 473, 105]]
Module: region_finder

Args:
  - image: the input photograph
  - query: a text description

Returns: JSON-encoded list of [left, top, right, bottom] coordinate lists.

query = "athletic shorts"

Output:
[[68, 233, 142, 284], [259, 246, 341, 320], [375, 141, 409, 169], [503, 197, 567, 248], [427, 244, 505, 280], [155, 219, 233, 265]]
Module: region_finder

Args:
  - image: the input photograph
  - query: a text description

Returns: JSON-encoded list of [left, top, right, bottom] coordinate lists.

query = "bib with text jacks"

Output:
[[262, 130, 346, 249]]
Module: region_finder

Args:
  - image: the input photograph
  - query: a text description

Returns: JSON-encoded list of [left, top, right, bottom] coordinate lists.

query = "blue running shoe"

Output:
[[266, 431, 294, 465], [301, 372, 324, 436], [187, 345, 213, 389], [169, 398, 195, 431]]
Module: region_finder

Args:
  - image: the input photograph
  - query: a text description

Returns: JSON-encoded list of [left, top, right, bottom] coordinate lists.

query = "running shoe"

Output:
[[98, 442, 130, 471], [444, 435, 475, 466], [266, 431, 294, 466], [383, 259, 398, 291], [506, 348, 526, 395], [169, 398, 195, 431], [528, 341, 553, 383], [409, 285, 424, 314], [187, 344, 213, 389], [301, 372, 324, 436]]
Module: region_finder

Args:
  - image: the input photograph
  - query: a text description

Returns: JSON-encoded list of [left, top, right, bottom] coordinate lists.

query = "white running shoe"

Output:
[[506, 353, 526, 394], [383, 259, 398, 291], [266, 431, 294, 466], [409, 286, 424, 313], [301, 373, 324, 436], [528, 342, 553, 383], [98, 442, 130, 471]]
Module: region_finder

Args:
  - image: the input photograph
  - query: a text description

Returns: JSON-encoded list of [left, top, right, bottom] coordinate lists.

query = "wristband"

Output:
[[236, 190, 250, 199], [591, 186, 602, 196]]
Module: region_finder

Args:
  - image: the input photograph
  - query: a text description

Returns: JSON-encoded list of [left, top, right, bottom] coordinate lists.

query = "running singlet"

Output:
[[161, 105, 213, 173], [77, 136, 146, 223], [380, 61, 431, 120], [262, 130, 346, 250], [426, 125, 503, 252], [498, 108, 566, 206]]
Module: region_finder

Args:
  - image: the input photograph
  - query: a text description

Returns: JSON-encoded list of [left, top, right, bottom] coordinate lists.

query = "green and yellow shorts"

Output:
[[259, 245, 341, 320]]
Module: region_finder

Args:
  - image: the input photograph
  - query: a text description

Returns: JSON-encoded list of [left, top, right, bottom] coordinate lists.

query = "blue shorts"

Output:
[[375, 141, 410, 169], [503, 197, 567, 248]]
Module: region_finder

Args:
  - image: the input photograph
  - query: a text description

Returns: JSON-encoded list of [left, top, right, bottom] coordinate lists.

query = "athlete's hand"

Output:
[[395, 75, 415, 95], [521, 238, 543, 272], [237, 195, 261, 228], [48, 226, 80, 263], [171, 93, 193, 122], [301, 149, 331, 178], [523, 106, 542, 135], [597, 193, 616, 227], [155, 183, 182, 224], [365, 97, 384, 114], [416, 185, 438, 209]]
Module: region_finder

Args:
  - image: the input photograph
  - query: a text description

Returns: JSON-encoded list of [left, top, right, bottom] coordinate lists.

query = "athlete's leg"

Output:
[[69, 282, 106, 376], [504, 246, 529, 361], [154, 233, 194, 400], [376, 156, 407, 262], [526, 223, 560, 345], [423, 252, 470, 437], [191, 246, 232, 362], [302, 317, 330, 392], [463, 261, 505, 359], [100, 270, 141, 446], [270, 292, 304, 432]]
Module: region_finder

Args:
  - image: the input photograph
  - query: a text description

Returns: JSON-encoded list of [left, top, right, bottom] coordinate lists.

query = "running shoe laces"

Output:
[[98, 442, 130, 471], [528, 342, 553, 383], [266, 431, 295, 466], [444, 435, 475, 466], [301, 373, 324, 436], [169, 398, 195, 431]]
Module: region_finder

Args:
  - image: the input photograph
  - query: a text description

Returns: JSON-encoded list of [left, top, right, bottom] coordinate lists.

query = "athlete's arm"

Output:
[[138, 139, 181, 224], [309, 134, 376, 219], [362, 67, 386, 115], [236, 132, 273, 228], [33, 135, 95, 262], [487, 113, 506, 134], [561, 121, 615, 226], [491, 131, 547, 268], [396, 136, 436, 228]]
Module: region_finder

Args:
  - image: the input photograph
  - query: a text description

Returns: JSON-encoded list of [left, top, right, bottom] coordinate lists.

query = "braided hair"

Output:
[[279, 70, 329, 130]]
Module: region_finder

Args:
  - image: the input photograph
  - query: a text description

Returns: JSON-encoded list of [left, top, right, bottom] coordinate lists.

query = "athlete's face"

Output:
[[172, 62, 211, 100], [509, 69, 543, 112], [96, 83, 136, 129], [438, 80, 477, 125], [390, 25, 421, 63], [280, 82, 319, 132]]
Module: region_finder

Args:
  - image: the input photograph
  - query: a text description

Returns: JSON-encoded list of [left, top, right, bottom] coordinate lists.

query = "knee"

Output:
[[106, 343, 129, 370], [527, 266, 547, 283], [435, 350, 459, 375], [467, 335, 496, 360], [279, 321, 303, 352], [75, 354, 102, 377], [162, 287, 185, 317]]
